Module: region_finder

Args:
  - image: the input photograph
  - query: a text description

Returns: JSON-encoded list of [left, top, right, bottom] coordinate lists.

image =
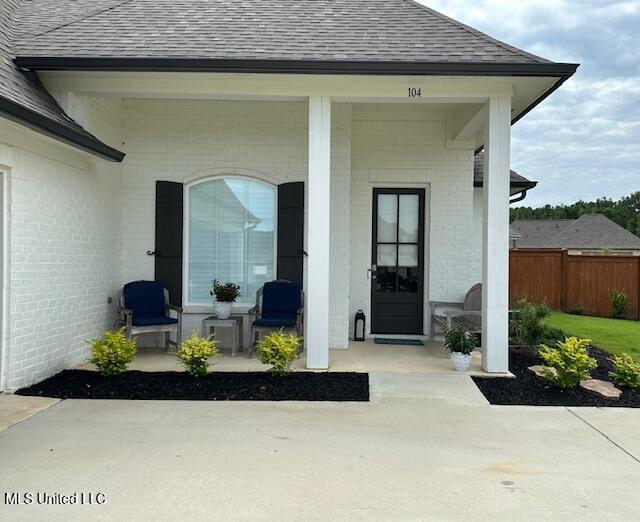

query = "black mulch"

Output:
[[472, 347, 640, 407], [15, 370, 369, 402]]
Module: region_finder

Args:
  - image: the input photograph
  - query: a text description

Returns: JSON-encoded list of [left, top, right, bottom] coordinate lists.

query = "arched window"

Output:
[[187, 177, 276, 305]]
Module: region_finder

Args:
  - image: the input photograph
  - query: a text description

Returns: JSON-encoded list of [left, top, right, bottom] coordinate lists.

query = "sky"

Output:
[[416, 0, 640, 208]]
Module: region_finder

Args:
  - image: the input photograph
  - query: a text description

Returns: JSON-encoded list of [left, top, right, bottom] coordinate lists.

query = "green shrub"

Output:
[[609, 353, 640, 388], [88, 328, 137, 376], [541, 326, 566, 346], [443, 326, 475, 355], [177, 331, 219, 377], [511, 300, 553, 348], [567, 305, 584, 315], [539, 337, 597, 388], [609, 289, 630, 319], [256, 329, 302, 374]]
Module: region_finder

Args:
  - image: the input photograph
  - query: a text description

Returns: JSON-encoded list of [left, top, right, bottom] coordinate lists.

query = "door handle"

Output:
[[369, 264, 377, 280], [146, 250, 161, 257]]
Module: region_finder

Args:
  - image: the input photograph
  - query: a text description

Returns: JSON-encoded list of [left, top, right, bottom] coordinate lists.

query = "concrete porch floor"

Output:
[[78, 339, 490, 375]]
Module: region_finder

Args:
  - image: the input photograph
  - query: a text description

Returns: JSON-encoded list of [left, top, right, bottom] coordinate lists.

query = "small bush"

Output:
[[541, 326, 566, 346], [88, 328, 137, 376], [539, 337, 597, 388], [177, 331, 219, 377], [256, 330, 302, 374], [567, 305, 584, 315], [444, 326, 475, 355], [511, 300, 552, 348], [609, 353, 640, 388], [609, 289, 630, 319]]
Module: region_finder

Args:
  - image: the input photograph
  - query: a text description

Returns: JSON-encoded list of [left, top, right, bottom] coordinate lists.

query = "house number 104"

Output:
[[408, 88, 422, 98]]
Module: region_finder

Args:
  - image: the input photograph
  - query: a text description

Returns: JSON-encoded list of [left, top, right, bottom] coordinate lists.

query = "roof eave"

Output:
[[0, 95, 125, 162], [14, 57, 580, 77]]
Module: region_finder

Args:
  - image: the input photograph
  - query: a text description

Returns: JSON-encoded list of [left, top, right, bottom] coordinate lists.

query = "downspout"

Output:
[[509, 189, 528, 204]]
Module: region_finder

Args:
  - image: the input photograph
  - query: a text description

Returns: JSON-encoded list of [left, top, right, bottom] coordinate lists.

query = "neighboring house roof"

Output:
[[0, 0, 577, 161], [473, 151, 538, 196], [0, 1, 125, 160], [510, 214, 640, 250]]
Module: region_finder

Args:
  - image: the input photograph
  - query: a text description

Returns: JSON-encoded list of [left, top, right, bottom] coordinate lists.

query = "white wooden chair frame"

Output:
[[117, 287, 183, 352]]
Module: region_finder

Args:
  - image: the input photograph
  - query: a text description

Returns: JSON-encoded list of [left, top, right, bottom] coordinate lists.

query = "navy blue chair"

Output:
[[249, 280, 304, 356], [118, 281, 183, 352]]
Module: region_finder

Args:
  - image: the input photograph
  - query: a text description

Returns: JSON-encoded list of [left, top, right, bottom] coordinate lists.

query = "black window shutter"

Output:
[[277, 182, 305, 287], [155, 181, 184, 305]]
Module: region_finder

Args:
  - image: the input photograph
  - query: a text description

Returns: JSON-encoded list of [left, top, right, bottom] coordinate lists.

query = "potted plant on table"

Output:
[[444, 326, 476, 371], [210, 279, 241, 319]]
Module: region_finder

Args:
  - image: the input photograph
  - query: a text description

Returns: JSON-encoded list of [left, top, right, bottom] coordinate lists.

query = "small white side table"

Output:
[[201, 315, 244, 357]]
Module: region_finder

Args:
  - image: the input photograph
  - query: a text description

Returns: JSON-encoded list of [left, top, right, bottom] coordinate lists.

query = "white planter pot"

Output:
[[213, 301, 233, 320], [450, 352, 472, 372]]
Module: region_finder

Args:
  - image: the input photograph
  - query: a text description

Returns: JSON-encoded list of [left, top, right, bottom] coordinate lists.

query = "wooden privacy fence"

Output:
[[509, 250, 640, 319]]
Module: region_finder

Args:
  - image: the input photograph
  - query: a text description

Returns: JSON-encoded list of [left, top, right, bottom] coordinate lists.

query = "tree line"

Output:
[[510, 191, 640, 237]]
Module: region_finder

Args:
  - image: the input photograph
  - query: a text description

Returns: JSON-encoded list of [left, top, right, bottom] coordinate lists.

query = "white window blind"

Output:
[[188, 178, 275, 305]]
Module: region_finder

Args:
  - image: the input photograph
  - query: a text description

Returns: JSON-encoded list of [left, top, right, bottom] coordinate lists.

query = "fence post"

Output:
[[560, 249, 569, 312]]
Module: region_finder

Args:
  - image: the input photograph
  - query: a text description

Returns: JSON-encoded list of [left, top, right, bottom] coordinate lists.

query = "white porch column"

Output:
[[482, 95, 511, 373], [306, 96, 331, 369]]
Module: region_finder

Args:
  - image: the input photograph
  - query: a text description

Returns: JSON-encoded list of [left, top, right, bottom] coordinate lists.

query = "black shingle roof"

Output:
[[473, 151, 537, 194], [1, 0, 577, 159], [13, 0, 572, 68], [0, 1, 124, 160]]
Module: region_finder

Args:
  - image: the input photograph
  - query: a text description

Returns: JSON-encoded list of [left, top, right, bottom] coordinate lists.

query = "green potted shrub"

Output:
[[444, 326, 476, 371], [256, 329, 302, 374], [210, 279, 241, 319], [176, 331, 219, 377], [88, 327, 137, 376]]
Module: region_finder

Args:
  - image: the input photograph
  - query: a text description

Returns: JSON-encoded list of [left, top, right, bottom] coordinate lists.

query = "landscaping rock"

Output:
[[528, 365, 557, 381], [579, 379, 622, 400]]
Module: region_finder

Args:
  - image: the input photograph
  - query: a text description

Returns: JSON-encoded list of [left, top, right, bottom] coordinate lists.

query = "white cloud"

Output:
[[416, 0, 640, 206]]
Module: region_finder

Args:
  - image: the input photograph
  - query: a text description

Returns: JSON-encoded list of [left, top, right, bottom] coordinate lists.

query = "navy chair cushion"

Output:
[[132, 314, 178, 327], [261, 281, 301, 321], [124, 281, 166, 316], [253, 315, 298, 328]]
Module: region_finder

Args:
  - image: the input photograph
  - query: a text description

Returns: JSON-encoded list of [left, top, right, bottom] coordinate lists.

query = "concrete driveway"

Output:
[[1, 373, 639, 521]]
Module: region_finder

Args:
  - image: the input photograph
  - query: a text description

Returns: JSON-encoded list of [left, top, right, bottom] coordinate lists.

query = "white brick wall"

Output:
[[349, 104, 479, 337], [120, 99, 352, 349], [0, 142, 123, 390], [1, 97, 485, 389]]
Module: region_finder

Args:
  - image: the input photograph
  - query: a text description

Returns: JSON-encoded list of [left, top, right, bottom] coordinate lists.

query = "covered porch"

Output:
[[79, 340, 487, 375], [35, 72, 553, 382]]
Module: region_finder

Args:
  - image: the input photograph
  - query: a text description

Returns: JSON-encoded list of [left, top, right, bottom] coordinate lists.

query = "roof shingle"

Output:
[[13, 0, 556, 64]]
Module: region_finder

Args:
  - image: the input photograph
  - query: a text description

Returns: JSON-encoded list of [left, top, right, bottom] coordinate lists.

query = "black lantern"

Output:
[[354, 309, 366, 341]]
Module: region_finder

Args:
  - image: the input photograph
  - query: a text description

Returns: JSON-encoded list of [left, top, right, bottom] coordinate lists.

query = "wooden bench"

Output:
[[430, 283, 482, 340]]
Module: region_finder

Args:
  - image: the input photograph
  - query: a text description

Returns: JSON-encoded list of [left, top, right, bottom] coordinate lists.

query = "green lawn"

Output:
[[546, 312, 640, 360]]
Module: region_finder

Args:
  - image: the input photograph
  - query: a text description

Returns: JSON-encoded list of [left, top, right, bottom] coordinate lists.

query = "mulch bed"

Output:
[[472, 347, 640, 407], [16, 370, 369, 402]]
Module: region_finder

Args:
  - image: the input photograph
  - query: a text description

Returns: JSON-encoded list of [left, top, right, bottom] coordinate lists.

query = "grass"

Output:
[[546, 311, 640, 360]]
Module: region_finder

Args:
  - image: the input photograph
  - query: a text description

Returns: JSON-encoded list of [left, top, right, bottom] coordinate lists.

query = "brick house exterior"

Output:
[[0, 1, 577, 390]]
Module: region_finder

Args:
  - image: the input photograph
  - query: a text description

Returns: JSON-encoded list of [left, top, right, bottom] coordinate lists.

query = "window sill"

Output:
[[183, 305, 254, 315]]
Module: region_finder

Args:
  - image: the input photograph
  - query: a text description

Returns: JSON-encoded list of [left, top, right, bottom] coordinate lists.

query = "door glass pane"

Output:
[[377, 194, 397, 242], [398, 195, 419, 243], [398, 267, 419, 293], [398, 245, 418, 267], [377, 244, 397, 267]]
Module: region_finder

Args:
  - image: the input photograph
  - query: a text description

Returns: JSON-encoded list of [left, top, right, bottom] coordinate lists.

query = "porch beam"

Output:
[[481, 95, 511, 373], [306, 96, 331, 369]]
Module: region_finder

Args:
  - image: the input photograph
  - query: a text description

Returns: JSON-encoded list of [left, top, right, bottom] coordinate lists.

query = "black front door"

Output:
[[371, 188, 425, 334]]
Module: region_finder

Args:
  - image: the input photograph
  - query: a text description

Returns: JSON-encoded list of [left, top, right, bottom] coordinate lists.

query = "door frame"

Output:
[[369, 186, 428, 335]]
